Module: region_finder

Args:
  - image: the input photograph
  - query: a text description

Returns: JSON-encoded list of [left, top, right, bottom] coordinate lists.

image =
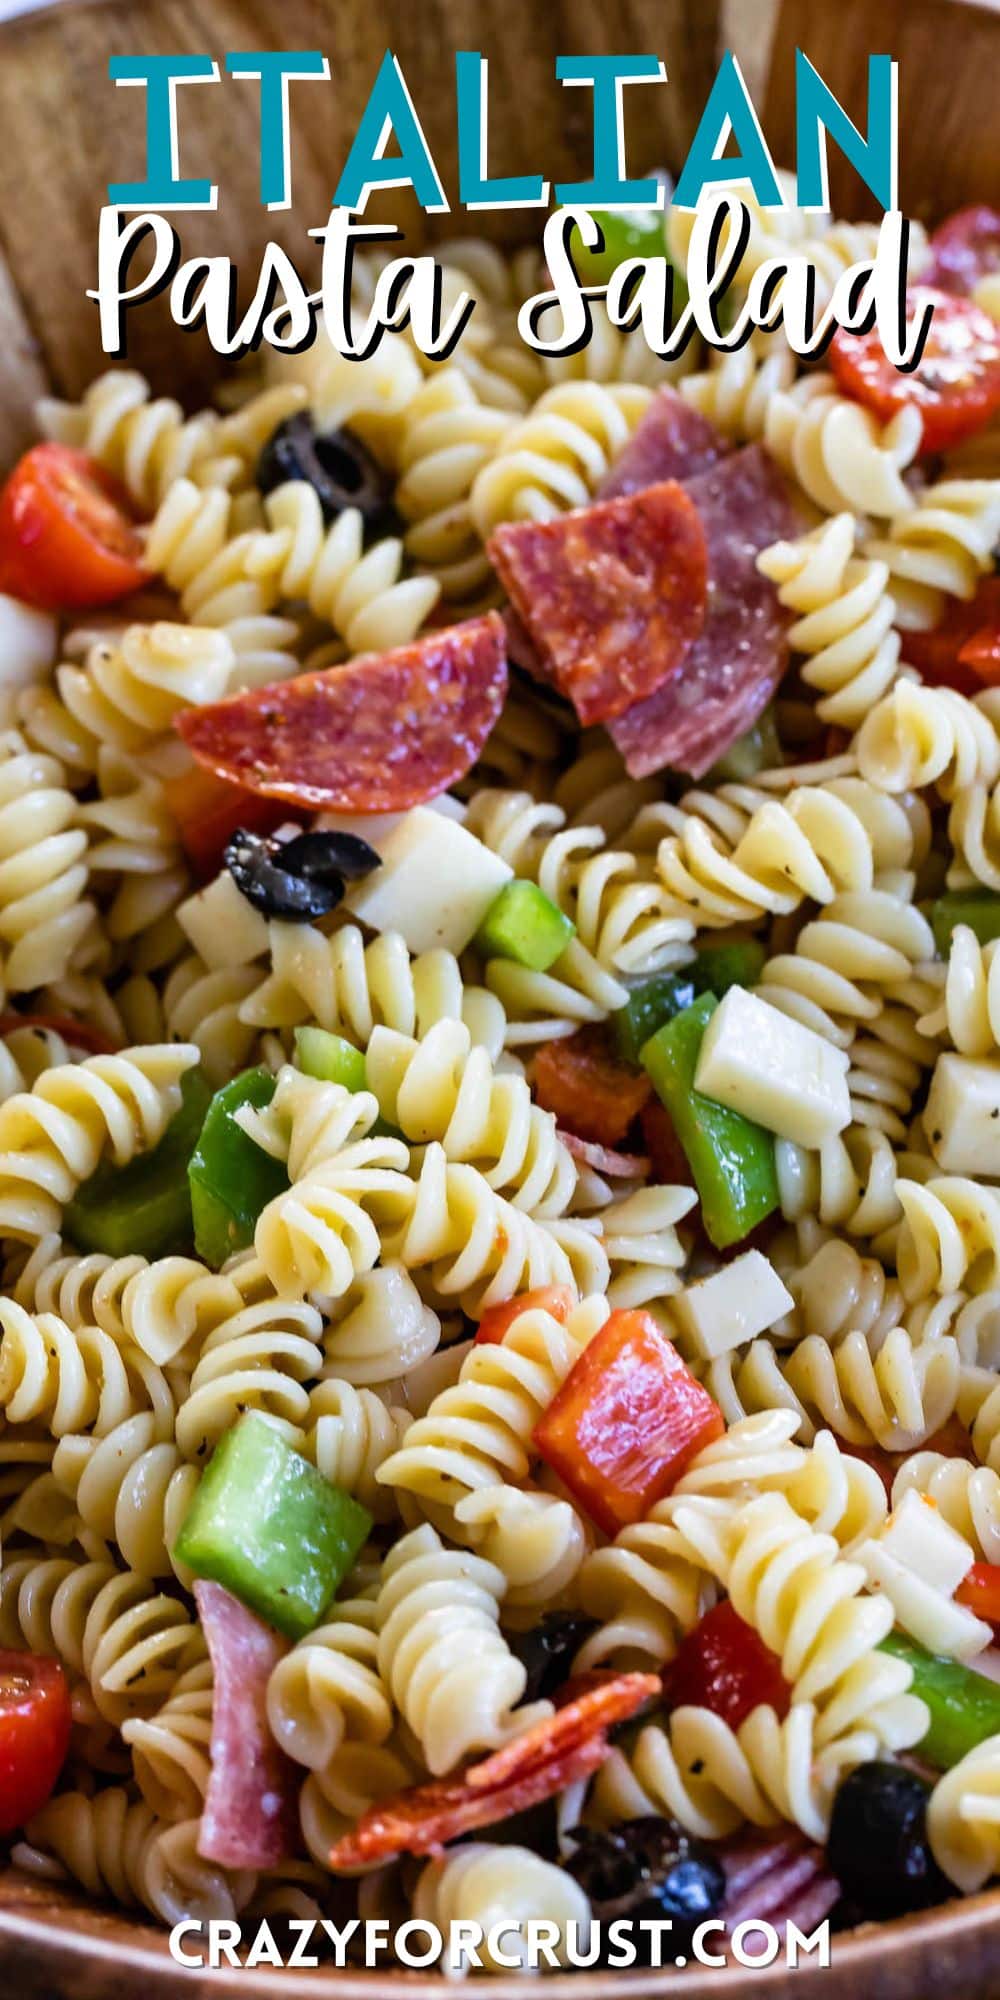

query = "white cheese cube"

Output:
[[879, 1489, 974, 1595], [925, 1054, 1000, 1176], [860, 1542, 991, 1661], [178, 870, 269, 970], [672, 1251, 794, 1361], [344, 806, 512, 955], [694, 986, 851, 1148], [0, 592, 57, 689], [314, 795, 466, 844]]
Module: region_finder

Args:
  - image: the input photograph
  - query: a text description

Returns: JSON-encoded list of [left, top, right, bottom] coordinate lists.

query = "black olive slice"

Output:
[[827, 1762, 951, 1920], [565, 1818, 726, 1959], [258, 413, 397, 535], [509, 1612, 598, 1704], [280, 829, 381, 885], [224, 829, 346, 923]]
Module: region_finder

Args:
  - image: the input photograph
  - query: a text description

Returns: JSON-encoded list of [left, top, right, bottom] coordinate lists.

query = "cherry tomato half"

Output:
[[829, 289, 1000, 453], [926, 206, 1000, 297], [901, 577, 1000, 693], [0, 443, 148, 611], [0, 1650, 71, 1835]]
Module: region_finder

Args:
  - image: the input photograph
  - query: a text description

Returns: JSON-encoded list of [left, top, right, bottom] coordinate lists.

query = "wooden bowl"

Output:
[[1, 0, 1000, 1991]]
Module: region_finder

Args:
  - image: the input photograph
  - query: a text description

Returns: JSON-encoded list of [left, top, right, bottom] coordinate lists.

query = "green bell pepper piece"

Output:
[[932, 890, 1000, 957], [566, 205, 668, 287], [613, 940, 767, 1064], [65, 1067, 213, 1258], [476, 879, 575, 972], [188, 1068, 289, 1269], [708, 706, 781, 782], [173, 1411, 371, 1640], [295, 1026, 367, 1092], [641, 992, 779, 1248], [881, 1632, 1000, 1770]]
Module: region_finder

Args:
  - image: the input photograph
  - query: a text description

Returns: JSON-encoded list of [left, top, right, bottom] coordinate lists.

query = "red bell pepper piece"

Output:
[[532, 1028, 651, 1149], [667, 1601, 790, 1729], [474, 1285, 575, 1346], [163, 761, 288, 880], [0, 1012, 120, 1056], [957, 1562, 1000, 1629], [532, 1308, 724, 1535]]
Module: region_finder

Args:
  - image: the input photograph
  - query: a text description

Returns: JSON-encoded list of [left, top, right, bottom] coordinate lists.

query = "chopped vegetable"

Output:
[[566, 1820, 725, 1958], [509, 1613, 600, 1703], [613, 938, 766, 1062], [475, 879, 575, 972], [694, 985, 851, 1150], [827, 1763, 948, 1919], [956, 1561, 1000, 1629], [640, 1098, 695, 1187], [258, 414, 396, 535], [532, 1028, 652, 1148], [0, 443, 147, 610], [178, 615, 508, 813], [641, 994, 779, 1249], [225, 827, 367, 922], [667, 1601, 790, 1730], [901, 576, 1000, 693], [0, 1650, 71, 1835], [829, 288, 1000, 453], [958, 623, 1000, 687], [926, 205, 1000, 296], [931, 888, 1000, 954], [65, 1067, 212, 1258], [474, 1284, 575, 1346], [164, 762, 287, 879], [174, 1412, 371, 1640], [566, 205, 669, 287], [880, 1632, 1000, 1768], [532, 1307, 724, 1534], [188, 1068, 289, 1269], [707, 704, 781, 781], [295, 1026, 367, 1093], [326, 1671, 659, 1868]]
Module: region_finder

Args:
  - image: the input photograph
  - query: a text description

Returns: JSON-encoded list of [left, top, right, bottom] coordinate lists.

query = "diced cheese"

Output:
[[178, 870, 269, 970], [879, 1489, 974, 1595], [344, 806, 512, 956], [860, 1541, 991, 1662], [694, 986, 851, 1148], [672, 1251, 794, 1361], [314, 795, 466, 844], [0, 592, 57, 690], [925, 1054, 1000, 1176]]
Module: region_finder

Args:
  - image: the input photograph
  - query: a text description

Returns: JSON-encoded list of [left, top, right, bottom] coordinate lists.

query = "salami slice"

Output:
[[598, 385, 727, 500], [195, 1580, 298, 1870], [488, 482, 708, 727], [609, 445, 798, 780], [925, 206, 1000, 296], [178, 612, 508, 813]]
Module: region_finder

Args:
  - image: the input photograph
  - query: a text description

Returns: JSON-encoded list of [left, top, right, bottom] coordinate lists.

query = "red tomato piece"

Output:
[[474, 1285, 575, 1346], [532, 1028, 652, 1149], [178, 614, 508, 813], [829, 290, 1000, 454], [957, 1562, 1000, 1629], [0, 1012, 119, 1056], [533, 1308, 724, 1535], [667, 1601, 790, 1730], [958, 624, 1000, 686], [0, 1651, 71, 1835], [901, 577, 1000, 693], [0, 444, 147, 611], [163, 762, 289, 880], [926, 207, 1000, 296]]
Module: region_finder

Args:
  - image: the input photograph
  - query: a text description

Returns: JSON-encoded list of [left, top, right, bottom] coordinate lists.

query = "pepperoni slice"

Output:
[[488, 481, 708, 727], [177, 613, 508, 813], [829, 289, 1000, 454], [598, 386, 727, 500], [326, 1671, 658, 1869], [926, 207, 1000, 297]]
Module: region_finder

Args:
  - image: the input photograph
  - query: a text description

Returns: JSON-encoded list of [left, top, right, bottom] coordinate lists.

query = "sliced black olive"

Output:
[[827, 1762, 952, 1920], [565, 1819, 726, 1962], [509, 1613, 599, 1704], [279, 829, 381, 886], [224, 829, 346, 923], [258, 413, 397, 536]]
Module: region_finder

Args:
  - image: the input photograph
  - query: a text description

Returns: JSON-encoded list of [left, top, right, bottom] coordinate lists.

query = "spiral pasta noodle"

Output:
[[758, 514, 902, 728], [470, 381, 652, 533], [413, 1844, 591, 1972]]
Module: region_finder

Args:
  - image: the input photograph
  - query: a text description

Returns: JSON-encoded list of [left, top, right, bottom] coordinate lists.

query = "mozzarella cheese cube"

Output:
[[879, 1489, 974, 1595], [344, 806, 512, 955], [672, 1251, 794, 1360], [861, 1541, 990, 1662], [925, 1054, 1000, 1176], [314, 795, 466, 844], [178, 870, 269, 970], [694, 986, 851, 1148], [0, 592, 57, 689]]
